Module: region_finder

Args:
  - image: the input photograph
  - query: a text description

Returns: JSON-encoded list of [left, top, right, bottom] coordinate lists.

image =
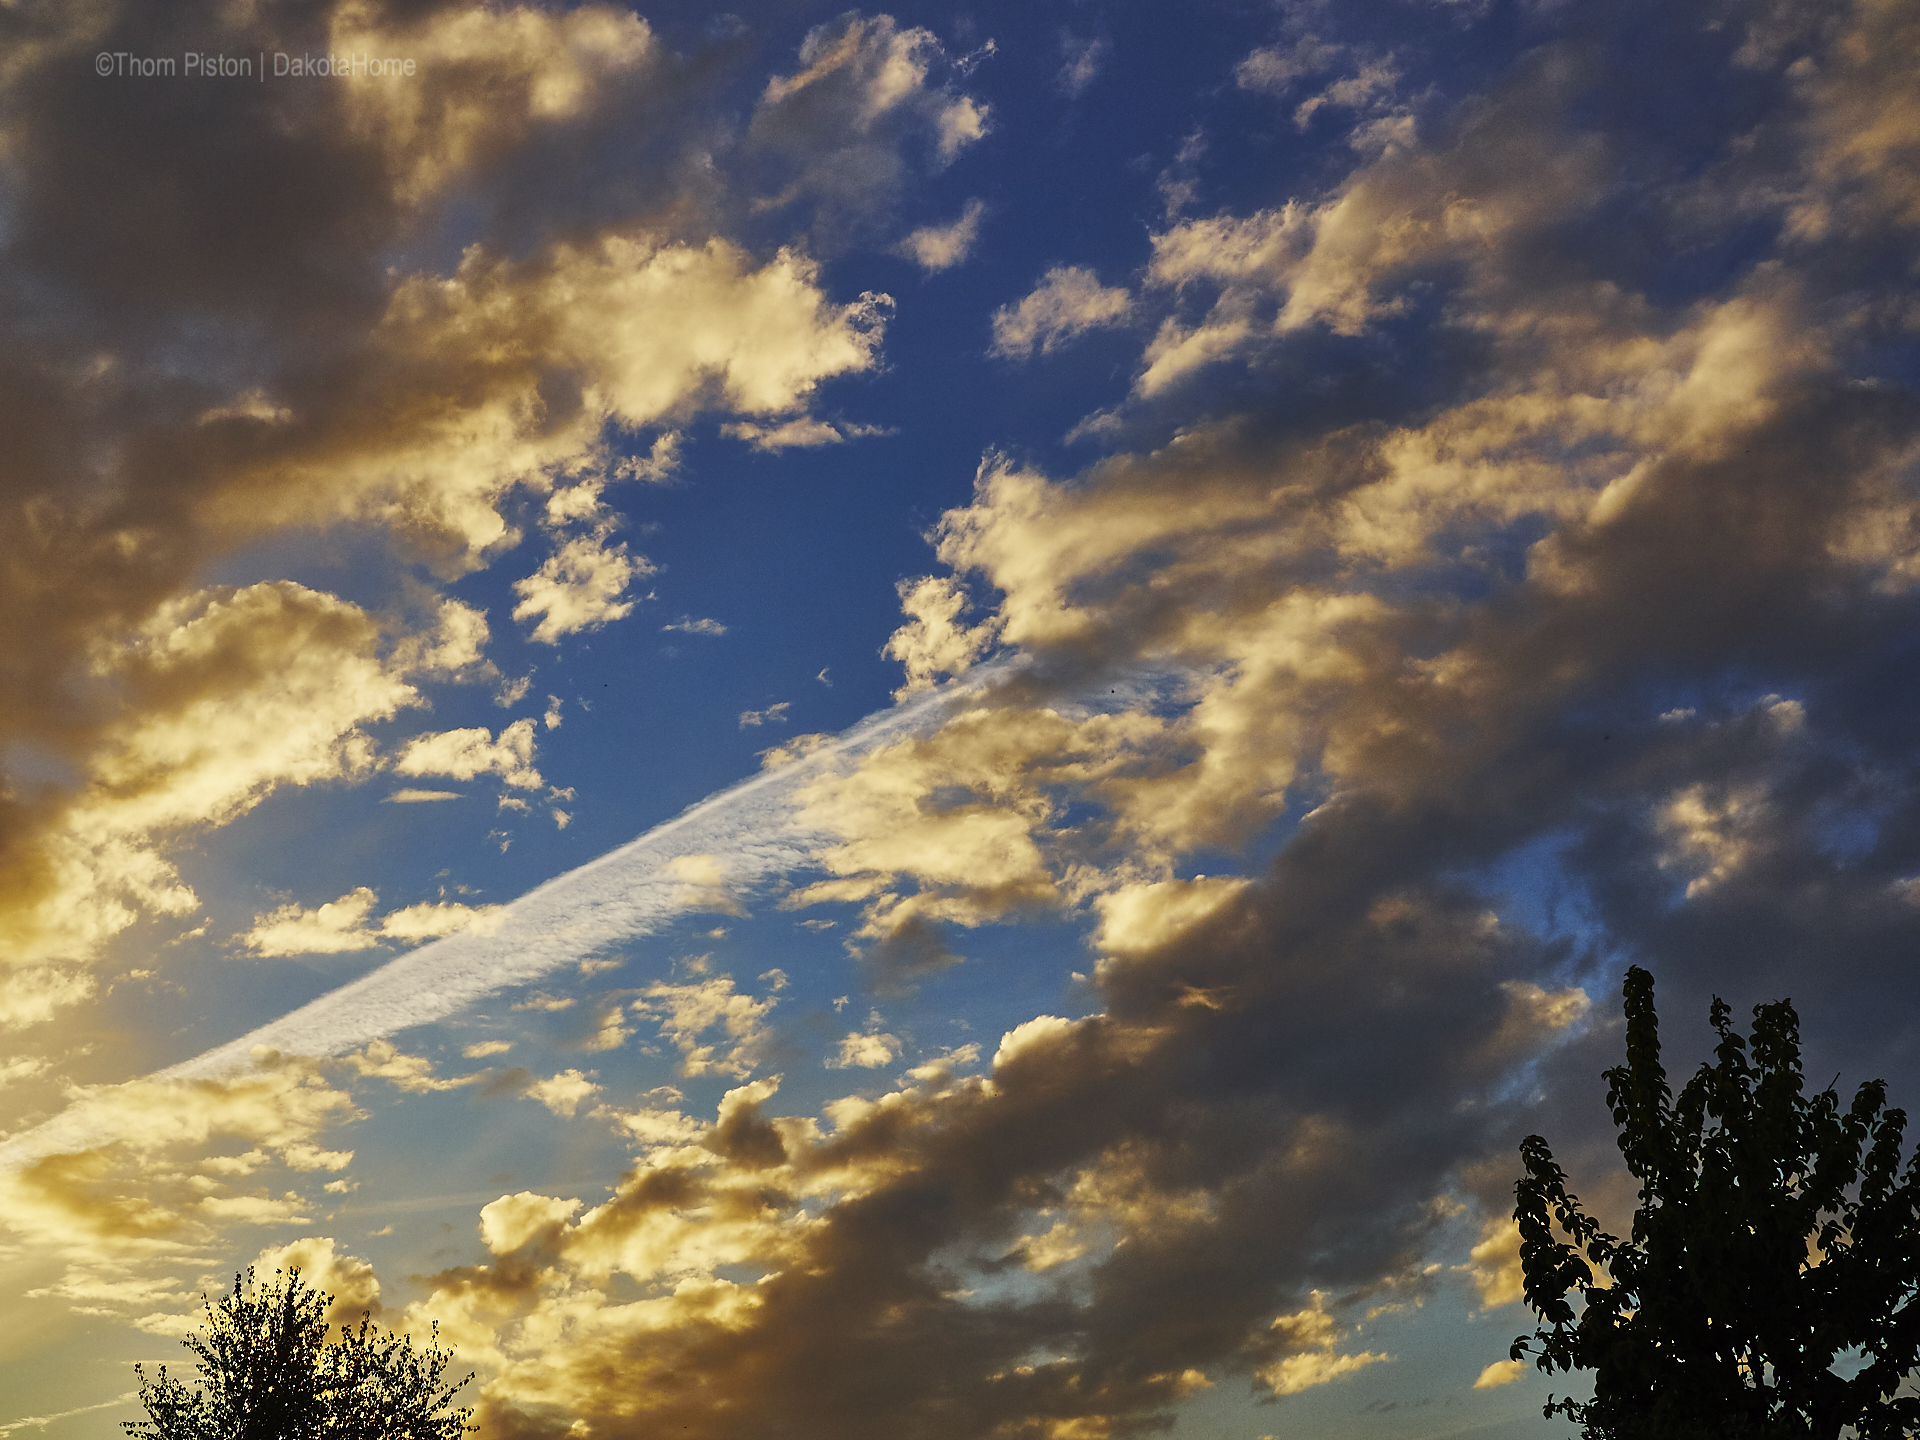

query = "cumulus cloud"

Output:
[[897, 198, 987, 272], [881, 575, 1000, 692], [526, 1070, 601, 1118], [824, 1015, 901, 1069], [989, 266, 1134, 359], [394, 721, 543, 791], [13, 5, 1920, 1439], [1474, 1358, 1527, 1389], [634, 975, 777, 1079], [237, 888, 385, 957], [512, 528, 652, 644], [396, 869, 1563, 1440], [0, 583, 435, 991], [0, 1059, 364, 1319]]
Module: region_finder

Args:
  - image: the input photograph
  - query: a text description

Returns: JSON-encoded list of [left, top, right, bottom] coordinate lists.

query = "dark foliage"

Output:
[[1512, 966, 1920, 1440], [123, 1267, 474, 1440]]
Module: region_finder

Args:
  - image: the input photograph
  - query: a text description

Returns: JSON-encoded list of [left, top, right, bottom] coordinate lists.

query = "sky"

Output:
[[0, 0, 1917, 1437]]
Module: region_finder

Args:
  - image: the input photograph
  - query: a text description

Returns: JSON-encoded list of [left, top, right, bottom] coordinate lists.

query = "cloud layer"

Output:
[[4, 1, 1920, 1438]]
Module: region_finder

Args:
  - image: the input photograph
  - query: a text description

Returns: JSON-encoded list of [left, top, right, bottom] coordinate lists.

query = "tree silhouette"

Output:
[[1511, 966, 1920, 1439], [124, 1267, 474, 1440]]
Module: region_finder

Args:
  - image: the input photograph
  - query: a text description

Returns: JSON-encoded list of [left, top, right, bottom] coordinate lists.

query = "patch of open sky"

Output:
[[1466, 830, 1610, 971], [1560, 1, 1780, 177], [1846, 335, 1920, 390]]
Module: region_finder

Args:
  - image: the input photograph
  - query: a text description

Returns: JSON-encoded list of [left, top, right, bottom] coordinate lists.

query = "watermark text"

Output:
[[94, 51, 416, 79]]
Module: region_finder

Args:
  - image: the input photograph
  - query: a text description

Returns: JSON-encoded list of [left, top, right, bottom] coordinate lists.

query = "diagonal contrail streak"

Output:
[[0, 672, 996, 1170]]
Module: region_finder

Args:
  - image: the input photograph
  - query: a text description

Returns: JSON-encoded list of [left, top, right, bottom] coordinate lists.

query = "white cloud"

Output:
[[512, 527, 653, 644], [722, 416, 842, 450], [721, 417, 892, 451], [378, 901, 509, 942], [0, 678, 980, 1169], [384, 788, 462, 803], [754, 14, 991, 201], [1234, 38, 1342, 95], [1474, 1359, 1526, 1390], [739, 702, 792, 729], [990, 267, 1133, 359], [0, 968, 95, 1031], [236, 889, 508, 957], [635, 976, 777, 1079], [1058, 35, 1107, 97], [0, 1056, 49, 1089], [663, 616, 728, 636], [239, 887, 383, 956], [527, 1069, 601, 1118], [2, 583, 431, 982], [882, 575, 999, 691], [394, 719, 543, 789], [1257, 1291, 1391, 1396], [898, 199, 986, 272], [825, 1020, 901, 1069]]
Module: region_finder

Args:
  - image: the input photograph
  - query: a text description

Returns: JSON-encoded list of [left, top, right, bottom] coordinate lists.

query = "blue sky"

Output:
[[2, 0, 1918, 1436]]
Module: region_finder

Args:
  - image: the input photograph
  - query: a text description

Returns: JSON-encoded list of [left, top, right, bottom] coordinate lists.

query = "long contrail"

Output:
[[0, 673, 995, 1170]]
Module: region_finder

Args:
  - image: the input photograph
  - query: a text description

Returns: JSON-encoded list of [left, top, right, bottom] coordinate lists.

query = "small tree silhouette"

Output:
[[1511, 966, 1920, 1439], [124, 1267, 474, 1440]]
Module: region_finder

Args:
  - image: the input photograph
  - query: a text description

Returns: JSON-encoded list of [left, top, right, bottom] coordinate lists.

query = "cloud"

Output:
[[512, 528, 653, 644], [721, 417, 843, 450], [1234, 38, 1344, 95], [897, 198, 987, 272], [1473, 1358, 1526, 1390], [327, 1, 661, 206], [824, 1015, 901, 1069], [1058, 34, 1109, 97], [1256, 1291, 1391, 1396], [0, 1057, 49, 1090], [738, 703, 791, 729], [14, 12, 1920, 1437], [0, 1394, 140, 1437], [0, 1059, 363, 1297], [635, 975, 778, 1079], [881, 575, 1000, 692], [526, 1070, 601, 1118], [394, 866, 1555, 1440], [251, 1235, 383, 1325], [0, 677, 984, 1168], [1460, 1218, 1525, 1310], [663, 616, 728, 636], [0, 583, 431, 989], [394, 720, 543, 791], [749, 14, 991, 243], [384, 789, 463, 804], [0, 0, 922, 1043], [722, 416, 895, 451], [237, 887, 384, 957], [989, 266, 1134, 359]]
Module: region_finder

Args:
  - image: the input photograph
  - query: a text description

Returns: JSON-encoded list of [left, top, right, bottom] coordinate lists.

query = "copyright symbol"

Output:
[[94, 52, 114, 75]]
